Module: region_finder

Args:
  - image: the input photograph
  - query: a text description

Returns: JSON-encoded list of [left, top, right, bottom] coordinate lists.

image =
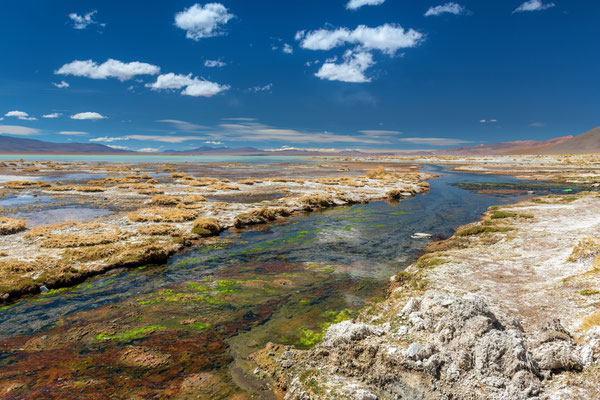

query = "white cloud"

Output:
[[479, 119, 497, 123], [4, 111, 36, 121], [0, 125, 40, 135], [127, 135, 208, 143], [204, 59, 226, 67], [283, 43, 293, 54], [157, 119, 208, 131], [89, 136, 125, 143], [107, 145, 130, 150], [513, 0, 555, 13], [425, 3, 466, 17], [359, 130, 402, 135], [398, 137, 471, 146], [43, 113, 62, 119], [146, 73, 229, 97], [62, 132, 88, 138], [56, 59, 160, 81], [346, 0, 385, 10], [250, 83, 273, 92], [315, 51, 374, 83], [52, 81, 70, 88], [69, 10, 104, 30], [296, 23, 423, 55], [70, 112, 107, 120], [174, 3, 234, 40], [138, 147, 160, 152], [205, 141, 224, 145]]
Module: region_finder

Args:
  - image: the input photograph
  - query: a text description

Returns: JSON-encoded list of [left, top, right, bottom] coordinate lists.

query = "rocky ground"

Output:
[[0, 159, 433, 303], [253, 191, 600, 399]]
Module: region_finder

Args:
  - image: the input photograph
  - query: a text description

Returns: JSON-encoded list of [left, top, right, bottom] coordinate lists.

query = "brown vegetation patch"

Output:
[[137, 187, 164, 195], [192, 217, 221, 236], [0, 217, 26, 235], [234, 207, 290, 228], [182, 194, 207, 204], [75, 186, 106, 193], [3, 181, 51, 189], [150, 195, 180, 206], [568, 238, 600, 263], [137, 224, 182, 236], [128, 207, 198, 223], [24, 222, 130, 248]]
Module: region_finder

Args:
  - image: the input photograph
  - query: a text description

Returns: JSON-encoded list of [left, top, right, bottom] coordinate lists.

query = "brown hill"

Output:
[[537, 127, 600, 154], [435, 136, 572, 156]]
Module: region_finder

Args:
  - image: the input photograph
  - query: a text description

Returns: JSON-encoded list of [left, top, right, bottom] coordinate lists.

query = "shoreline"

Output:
[[0, 160, 434, 304], [254, 190, 600, 399]]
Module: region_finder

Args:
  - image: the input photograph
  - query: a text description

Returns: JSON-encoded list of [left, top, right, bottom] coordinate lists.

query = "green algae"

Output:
[[96, 325, 165, 342], [297, 309, 353, 347], [187, 322, 211, 331]]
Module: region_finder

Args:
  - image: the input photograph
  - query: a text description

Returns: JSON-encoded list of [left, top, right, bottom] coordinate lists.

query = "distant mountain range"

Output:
[[1, 126, 599, 155], [0, 135, 131, 154]]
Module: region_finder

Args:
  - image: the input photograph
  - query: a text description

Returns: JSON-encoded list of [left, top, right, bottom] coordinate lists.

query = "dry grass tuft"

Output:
[[25, 222, 130, 248], [137, 224, 182, 236], [150, 195, 180, 206], [568, 238, 600, 262], [237, 179, 257, 185], [234, 207, 290, 228], [137, 188, 164, 195], [182, 194, 207, 204], [0, 217, 27, 235], [75, 186, 106, 193], [3, 181, 51, 189], [128, 207, 198, 223], [45, 185, 74, 191], [301, 195, 335, 209], [192, 217, 221, 236]]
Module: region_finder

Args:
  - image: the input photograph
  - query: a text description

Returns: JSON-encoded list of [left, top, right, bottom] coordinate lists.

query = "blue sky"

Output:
[[0, 0, 598, 152]]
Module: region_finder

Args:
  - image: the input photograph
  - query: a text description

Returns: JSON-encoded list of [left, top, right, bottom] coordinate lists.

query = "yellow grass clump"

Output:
[[137, 188, 164, 195], [137, 224, 182, 236], [128, 207, 198, 223], [182, 194, 207, 204], [192, 217, 221, 236], [3, 181, 51, 189], [75, 186, 106, 193], [150, 195, 180, 206], [209, 183, 239, 191], [234, 207, 290, 228], [237, 179, 257, 185], [24, 222, 130, 248], [0, 217, 27, 235], [45, 185, 74, 191]]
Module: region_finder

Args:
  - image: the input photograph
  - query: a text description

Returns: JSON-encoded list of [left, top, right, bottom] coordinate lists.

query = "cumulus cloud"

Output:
[[69, 10, 104, 30], [4, 111, 36, 121], [137, 147, 160, 152], [205, 141, 224, 145], [296, 23, 422, 55], [56, 59, 160, 81], [146, 73, 229, 97], [107, 145, 130, 150], [52, 81, 70, 88], [204, 59, 226, 67], [315, 51, 374, 83], [346, 0, 385, 10], [283, 43, 293, 54], [42, 113, 62, 118], [425, 3, 467, 17], [513, 0, 555, 13], [480, 119, 497, 123], [58, 131, 88, 136], [70, 112, 107, 120], [174, 3, 234, 40], [0, 125, 40, 135]]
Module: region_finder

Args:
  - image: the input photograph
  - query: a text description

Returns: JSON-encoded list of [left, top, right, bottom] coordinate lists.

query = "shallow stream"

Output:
[[0, 165, 592, 399]]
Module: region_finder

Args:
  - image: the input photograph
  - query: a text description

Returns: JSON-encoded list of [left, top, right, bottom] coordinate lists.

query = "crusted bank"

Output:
[[253, 191, 600, 399]]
